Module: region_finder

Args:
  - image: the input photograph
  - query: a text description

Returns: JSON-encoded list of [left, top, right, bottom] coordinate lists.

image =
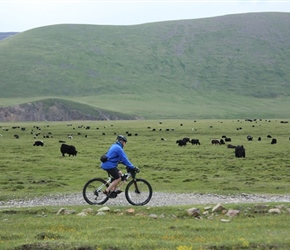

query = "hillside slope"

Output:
[[0, 12, 290, 120], [0, 12, 290, 98]]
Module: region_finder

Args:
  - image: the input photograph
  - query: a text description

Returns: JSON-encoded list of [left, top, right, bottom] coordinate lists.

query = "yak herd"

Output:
[[176, 136, 246, 158], [172, 118, 287, 160], [175, 132, 280, 158], [2, 119, 287, 159], [1, 124, 79, 157]]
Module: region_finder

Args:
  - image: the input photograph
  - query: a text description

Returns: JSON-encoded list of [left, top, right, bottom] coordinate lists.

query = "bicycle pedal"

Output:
[[109, 191, 118, 198]]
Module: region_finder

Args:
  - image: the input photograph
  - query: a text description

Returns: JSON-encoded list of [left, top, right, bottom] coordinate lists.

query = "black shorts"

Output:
[[106, 168, 120, 179]]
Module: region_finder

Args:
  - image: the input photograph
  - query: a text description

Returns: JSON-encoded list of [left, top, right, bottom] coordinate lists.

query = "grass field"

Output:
[[0, 119, 290, 249], [1, 204, 290, 250], [1, 119, 290, 199]]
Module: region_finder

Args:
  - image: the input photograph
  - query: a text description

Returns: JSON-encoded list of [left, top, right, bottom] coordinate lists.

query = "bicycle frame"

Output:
[[107, 171, 133, 191]]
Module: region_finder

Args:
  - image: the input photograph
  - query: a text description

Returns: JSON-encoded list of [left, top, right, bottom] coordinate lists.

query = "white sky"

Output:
[[1, 0, 290, 32]]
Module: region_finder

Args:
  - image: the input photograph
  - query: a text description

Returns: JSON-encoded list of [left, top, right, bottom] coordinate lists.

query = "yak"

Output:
[[60, 144, 77, 157]]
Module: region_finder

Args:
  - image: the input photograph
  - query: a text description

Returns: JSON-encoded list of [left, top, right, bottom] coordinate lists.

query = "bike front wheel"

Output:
[[125, 178, 153, 206], [83, 178, 109, 205]]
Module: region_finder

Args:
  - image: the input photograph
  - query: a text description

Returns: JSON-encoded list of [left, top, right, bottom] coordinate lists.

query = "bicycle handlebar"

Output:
[[126, 166, 140, 173]]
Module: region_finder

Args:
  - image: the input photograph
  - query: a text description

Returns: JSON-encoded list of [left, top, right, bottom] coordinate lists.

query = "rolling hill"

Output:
[[0, 12, 290, 120]]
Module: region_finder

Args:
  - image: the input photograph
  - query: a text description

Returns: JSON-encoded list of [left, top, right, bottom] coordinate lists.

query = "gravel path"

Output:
[[1, 192, 290, 208]]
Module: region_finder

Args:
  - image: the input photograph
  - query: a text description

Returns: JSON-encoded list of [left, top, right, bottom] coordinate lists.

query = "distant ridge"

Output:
[[0, 98, 140, 121], [0, 32, 18, 40]]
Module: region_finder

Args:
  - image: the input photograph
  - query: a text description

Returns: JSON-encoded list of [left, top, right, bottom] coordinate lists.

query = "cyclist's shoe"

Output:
[[116, 190, 123, 194], [103, 190, 111, 196]]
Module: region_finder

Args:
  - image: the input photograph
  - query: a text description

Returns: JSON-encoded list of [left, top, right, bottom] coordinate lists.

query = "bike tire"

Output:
[[83, 178, 109, 205], [125, 178, 153, 206]]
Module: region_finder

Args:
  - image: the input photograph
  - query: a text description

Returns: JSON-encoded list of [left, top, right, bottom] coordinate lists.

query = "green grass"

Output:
[[1, 119, 290, 200], [0, 119, 290, 249], [0, 204, 290, 249]]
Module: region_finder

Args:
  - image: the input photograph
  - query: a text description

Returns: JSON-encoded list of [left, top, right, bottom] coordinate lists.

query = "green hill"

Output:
[[0, 12, 290, 120]]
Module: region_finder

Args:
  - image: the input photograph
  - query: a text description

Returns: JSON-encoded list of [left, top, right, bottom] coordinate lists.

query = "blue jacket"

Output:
[[101, 141, 135, 170]]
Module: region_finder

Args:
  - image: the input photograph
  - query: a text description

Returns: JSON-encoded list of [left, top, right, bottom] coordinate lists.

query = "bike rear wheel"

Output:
[[83, 178, 109, 205], [125, 178, 153, 206]]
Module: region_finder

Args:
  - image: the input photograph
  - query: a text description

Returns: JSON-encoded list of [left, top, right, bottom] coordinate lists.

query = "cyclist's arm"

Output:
[[117, 147, 135, 169]]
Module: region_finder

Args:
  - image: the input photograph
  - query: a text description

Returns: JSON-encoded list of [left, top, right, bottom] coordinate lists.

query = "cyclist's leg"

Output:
[[104, 168, 121, 193]]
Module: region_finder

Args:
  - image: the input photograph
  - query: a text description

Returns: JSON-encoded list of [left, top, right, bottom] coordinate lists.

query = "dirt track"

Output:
[[1, 192, 290, 208]]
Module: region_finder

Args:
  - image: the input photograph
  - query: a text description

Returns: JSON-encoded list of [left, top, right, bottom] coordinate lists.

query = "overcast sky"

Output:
[[1, 0, 290, 32]]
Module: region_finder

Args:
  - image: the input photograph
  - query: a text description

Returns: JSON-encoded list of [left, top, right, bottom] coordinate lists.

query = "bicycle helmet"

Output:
[[116, 134, 127, 143]]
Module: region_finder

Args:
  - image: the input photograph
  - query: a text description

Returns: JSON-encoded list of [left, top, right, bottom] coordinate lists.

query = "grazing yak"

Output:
[[190, 139, 200, 145], [182, 137, 190, 143], [235, 145, 246, 158], [224, 137, 231, 142], [176, 139, 187, 146], [247, 135, 253, 141], [33, 140, 44, 146], [271, 138, 277, 144], [60, 144, 77, 157], [211, 139, 220, 145]]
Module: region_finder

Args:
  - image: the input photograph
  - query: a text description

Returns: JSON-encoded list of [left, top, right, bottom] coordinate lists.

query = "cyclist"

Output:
[[101, 135, 138, 195]]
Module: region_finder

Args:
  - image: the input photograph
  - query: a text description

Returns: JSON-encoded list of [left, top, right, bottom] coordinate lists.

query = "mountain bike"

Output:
[[82, 168, 153, 206]]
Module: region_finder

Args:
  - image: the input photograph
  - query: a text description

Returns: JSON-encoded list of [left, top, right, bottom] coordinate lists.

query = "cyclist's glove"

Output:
[[134, 167, 140, 173]]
